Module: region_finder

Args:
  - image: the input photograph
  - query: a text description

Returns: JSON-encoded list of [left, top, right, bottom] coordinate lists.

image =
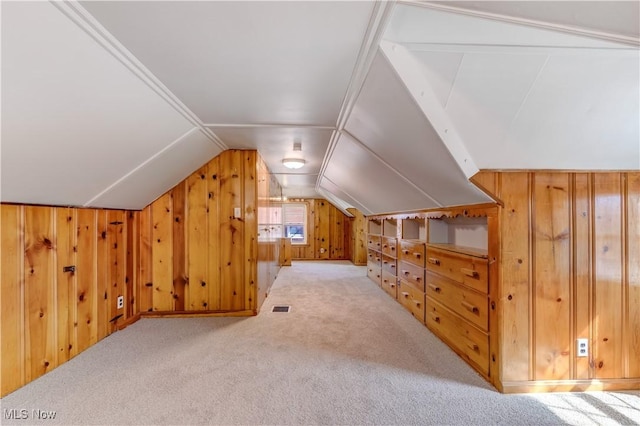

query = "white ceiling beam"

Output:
[[402, 42, 640, 56], [205, 123, 335, 130], [402, 1, 640, 47], [317, 0, 397, 191], [52, 0, 227, 151], [380, 40, 479, 180]]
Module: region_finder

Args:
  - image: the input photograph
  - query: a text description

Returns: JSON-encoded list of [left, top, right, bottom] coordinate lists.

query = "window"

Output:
[[283, 203, 307, 245]]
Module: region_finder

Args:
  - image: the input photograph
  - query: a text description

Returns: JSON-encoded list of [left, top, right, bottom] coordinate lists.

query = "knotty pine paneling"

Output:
[[151, 192, 174, 311], [24, 206, 56, 382], [0, 204, 138, 397], [592, 174, 624, 379], [140, 149, 280, 316], [1, 205, 24, 395], [499, 172, 532, 381], [290, 199, 352, 261], [348, 208, 367, 266], [533, 173, 572, 380], [187, 168, 209, 310], [472, 170, 640, 390], [627, 173, 640, 378], [55, 208, 75, 365]]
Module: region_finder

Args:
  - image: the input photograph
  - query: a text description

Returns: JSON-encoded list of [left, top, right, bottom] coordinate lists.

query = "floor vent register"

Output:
[[272, 305, 291, 313]]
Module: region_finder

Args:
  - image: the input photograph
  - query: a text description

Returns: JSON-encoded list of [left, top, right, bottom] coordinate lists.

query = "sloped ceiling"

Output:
[[1, 1, 638, 213]]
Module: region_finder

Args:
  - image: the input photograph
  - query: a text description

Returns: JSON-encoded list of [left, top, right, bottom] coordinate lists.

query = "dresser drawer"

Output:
[[399, 240, 425, 267], [425, 246, 488, 293], [367, 249, 381, 265], [425, 272, 488, 331], [381, 270, 398, 299], [367, 262, 381, 286], [397, 261, 425, 292], [381, 254, 397, 275], [398, 279, 425, 322], [381, 236, 397, 257], [367, 235, 381, 251], [426, 299, 489, 375]]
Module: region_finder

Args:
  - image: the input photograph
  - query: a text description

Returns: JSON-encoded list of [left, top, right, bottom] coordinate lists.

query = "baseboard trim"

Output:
[[500, 378, 640, 394], [116, 314, 141, 330], [141, 310, 255, 318]]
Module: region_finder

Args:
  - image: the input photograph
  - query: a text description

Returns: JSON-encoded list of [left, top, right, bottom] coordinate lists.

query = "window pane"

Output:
[[283, 203, 307, 244]]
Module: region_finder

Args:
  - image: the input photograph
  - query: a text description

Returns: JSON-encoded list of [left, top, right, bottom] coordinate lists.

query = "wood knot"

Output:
[[603, 337, 609, 342], [556, 298, 562, 302], [79, 293, 85, 302], [43, 238, 53, 249], [598, 361, 604, 368], [39, 311, 44, 318], [157, 239, 161, 243], [44, 361, 50, 367], [603, 245, 609, 253], [87, 319, 91, 324], [507, 295, 513, 301], [201, 281, 206, 287], [200, 174, 205, 180], [212, 174, 217, 180], [175, 217, 180, 223], [203, 302, 208, 308], [517, 259, 523, 264]]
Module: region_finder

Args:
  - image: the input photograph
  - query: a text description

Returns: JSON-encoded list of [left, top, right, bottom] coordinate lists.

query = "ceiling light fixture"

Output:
[[282, 141, 305, 169]]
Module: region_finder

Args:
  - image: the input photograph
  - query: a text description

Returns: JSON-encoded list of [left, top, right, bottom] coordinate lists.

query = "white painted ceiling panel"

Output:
[[385, 3, 629, 48], [274, 174, 319, 199], [1, 2, 195, 207], [502, 54, 640, 169], [81, 1, 374, 126], [324, 134, 438, 214], [87, 129, 222, 210], [345, 52, 490, 208], [432, 1, 640, 40], [318, 177, 373, 216], [443, 52, 549, 159], [412, 51, 464, 108]]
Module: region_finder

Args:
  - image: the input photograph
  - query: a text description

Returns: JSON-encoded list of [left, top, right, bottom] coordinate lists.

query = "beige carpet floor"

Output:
[[1, 261, 638, 425]]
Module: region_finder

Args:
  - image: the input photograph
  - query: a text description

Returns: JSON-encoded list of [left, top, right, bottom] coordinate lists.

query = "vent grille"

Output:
[[272, 305, 291, 313]]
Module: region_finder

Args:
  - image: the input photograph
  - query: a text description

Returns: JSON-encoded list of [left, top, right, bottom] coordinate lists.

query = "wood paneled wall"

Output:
[[288, 199, 351, 260], [139, 150, 280, 315], [348, 207, 367, 266], [472, 171, 640, 391], [1, 205, 138, 397]]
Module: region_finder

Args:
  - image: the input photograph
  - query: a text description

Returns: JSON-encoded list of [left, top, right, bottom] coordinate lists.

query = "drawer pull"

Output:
[[391, 246, 395, 251], [413, 300, 421, 307], [414, 276, 422, 282], [461, 268, 479, 278], [390, 264, 396, 268], [383, 279, 388, 284], [466, 341, 479, 351], [461, 301, 480, 314], [401, 292, 410, 298], [428, 284, 441, 293], [389, 283, 396, 288], [402, 270, 410, 276], [413, 252, 422, 258], [428, 258, 440, 265], [402, 249, 409, 255], [383, 260, 388, 264], [377, 242, 381, 246], [430, 312, 440, 323], [383, 244, 388, 248]]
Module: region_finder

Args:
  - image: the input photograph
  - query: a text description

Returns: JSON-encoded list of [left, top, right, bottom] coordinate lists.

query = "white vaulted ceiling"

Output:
[[1, 1, 638, 213]]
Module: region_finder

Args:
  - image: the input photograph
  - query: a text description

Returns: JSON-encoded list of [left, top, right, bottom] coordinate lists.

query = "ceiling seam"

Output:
[[82, 127, 202, 207], [379, 41, 479, 180], [319, 176, 373, 216], [51, 0, 228, 151], [341, 130, 444, 208], [204, 123, 335, 130], [317, 0, 397, 192], [401, 0, 640, 47], [444, 53, 465, 110], [504, 55, 550, 146]]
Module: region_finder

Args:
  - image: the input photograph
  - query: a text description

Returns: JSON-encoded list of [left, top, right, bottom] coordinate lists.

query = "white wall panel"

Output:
[[345, 52, 490, 208], [86, 129, 221, 210], [1, 2, 194, 207], [324, 134, 438, 215]]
